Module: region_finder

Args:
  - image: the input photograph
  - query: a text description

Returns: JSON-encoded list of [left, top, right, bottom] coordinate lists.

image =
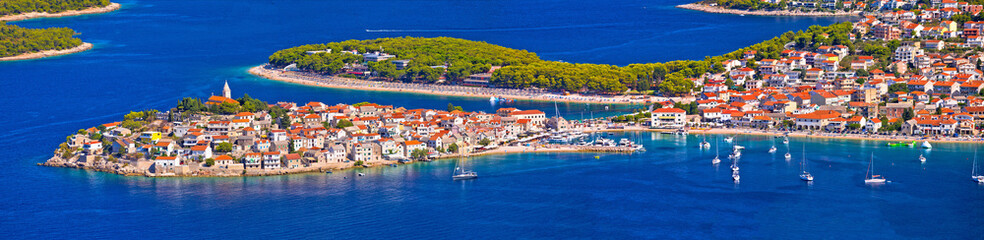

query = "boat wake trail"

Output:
[[365, 23, 628, 33]]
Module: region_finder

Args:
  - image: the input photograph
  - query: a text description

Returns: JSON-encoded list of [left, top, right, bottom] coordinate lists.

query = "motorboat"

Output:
[[768, 146, 777, 153], [921, 141, 932, 149], [918, 154, 926, 163]]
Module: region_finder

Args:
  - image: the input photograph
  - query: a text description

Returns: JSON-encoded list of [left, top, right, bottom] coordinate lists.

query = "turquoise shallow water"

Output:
[[5, 0, 977, 238]]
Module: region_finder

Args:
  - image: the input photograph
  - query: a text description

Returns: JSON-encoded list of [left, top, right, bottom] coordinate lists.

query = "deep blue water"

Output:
[[5, 0, 975, 238]]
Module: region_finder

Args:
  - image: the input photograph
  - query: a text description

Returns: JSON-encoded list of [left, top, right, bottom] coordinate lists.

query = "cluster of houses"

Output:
[[59, 84, 574, 174], [649, 8, 984, 137]]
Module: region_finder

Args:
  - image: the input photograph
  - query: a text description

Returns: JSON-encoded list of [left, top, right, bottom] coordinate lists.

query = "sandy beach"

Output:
[[249, 65, 674, 105], [0, 42, 92, 62], [676, 3, 859, 16], [0, 3, 121, 22]]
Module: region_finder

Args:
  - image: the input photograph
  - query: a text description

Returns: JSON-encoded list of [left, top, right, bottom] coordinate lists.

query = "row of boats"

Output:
[[702, 135, 984, 184], [549, 131, 645, 151]]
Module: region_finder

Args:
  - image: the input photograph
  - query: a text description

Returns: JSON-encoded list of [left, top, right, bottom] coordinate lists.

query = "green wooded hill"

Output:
[[268, 22, 854, 95], [0, 22, 83, 57], [0, 0, 109, 16]]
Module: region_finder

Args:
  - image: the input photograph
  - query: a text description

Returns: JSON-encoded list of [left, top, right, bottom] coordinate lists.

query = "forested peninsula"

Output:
[[266, 22, 854, 96], [0, 0, 110, 16], [0, 0, 118, 61]]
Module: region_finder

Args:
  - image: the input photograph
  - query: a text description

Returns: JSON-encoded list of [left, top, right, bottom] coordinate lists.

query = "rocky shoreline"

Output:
[[41, 144, 639, 178], [676, 3, 860, 16], [0, 42, 93, 62], [0, 2, 121, 22]]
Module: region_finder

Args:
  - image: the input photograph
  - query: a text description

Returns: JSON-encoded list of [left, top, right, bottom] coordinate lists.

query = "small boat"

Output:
[[700, 141, 711, 149], [733, 171, 741, 182], [731, 159, 740, 172], [918, 154, 926, 163], [452, 158, 478, 180], [724, 136, 734, 143], [865, 153, 887, 184], [768, 146, 777, 153], [733, 150, 741, 158], [452, 170, 478, 180], [921, 141, 932, 149], [782, 136, 789, 145], [800, 171, 814, 181], [712, 138, 721, 164], [800, 143, 813, 181], [972, 149, 984, 183], [784, 152, 792, 160], [357, 173, 365, 176], [733, 145, 745, 151]]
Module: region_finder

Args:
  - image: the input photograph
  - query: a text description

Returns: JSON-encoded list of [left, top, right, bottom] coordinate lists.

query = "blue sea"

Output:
[[4, 0, 980, 238]]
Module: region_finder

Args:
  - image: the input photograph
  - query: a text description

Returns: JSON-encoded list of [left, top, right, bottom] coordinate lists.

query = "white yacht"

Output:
[[799, 144, 813, 181], [921, 141, 932, 149], [865, 153, 887, 184], [452, 159, 478, 180], [712, 139, 721, 164], [973, 150, 983, 183]]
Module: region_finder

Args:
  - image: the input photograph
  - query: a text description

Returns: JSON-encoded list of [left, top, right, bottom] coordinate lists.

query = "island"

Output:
[[41, 83, 641, 177], [0, 0, 121, 61]]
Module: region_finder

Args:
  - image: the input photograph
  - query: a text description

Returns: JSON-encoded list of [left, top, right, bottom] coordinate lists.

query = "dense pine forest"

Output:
[[0, 0, 109, 16], [269, 22, 854, 95], [0, 22, 82, 57]]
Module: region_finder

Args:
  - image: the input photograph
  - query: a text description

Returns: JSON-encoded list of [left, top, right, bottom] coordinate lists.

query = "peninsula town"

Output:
[[42, 0, 984, 176]]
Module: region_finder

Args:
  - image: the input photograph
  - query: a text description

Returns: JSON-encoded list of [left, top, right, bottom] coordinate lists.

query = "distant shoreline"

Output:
[[0, 42, 92, 62], [248, 65, 667, 105], [675, 3, 860, 16], [0, 2, 121, 22]]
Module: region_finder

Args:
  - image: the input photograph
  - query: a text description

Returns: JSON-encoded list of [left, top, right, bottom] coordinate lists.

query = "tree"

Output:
[[335, 119, 354, 128], [902, 108, 915, 121], [215, 142, 233, 152], [478, 138, 491, 146], [410, 148, 428, 160], [205, 158, 215, 167], [888, 83, 908, 93], [448, 143, 459, 153], [446, 103, 463, 112]]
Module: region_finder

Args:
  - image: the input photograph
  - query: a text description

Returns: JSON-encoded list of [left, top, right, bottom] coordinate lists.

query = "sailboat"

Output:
[[865, 153, 887, 184], [732, 170, 741, 182], [712, 138, 721, 164], [918, 154, 926, 163], [731, 156, 740, 172], [921, 140, 933, 149], [972, 149, 983, 183], [452, 158, 478, 180], [782, 136, 789, 145], [799, 143, 813, 181]]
